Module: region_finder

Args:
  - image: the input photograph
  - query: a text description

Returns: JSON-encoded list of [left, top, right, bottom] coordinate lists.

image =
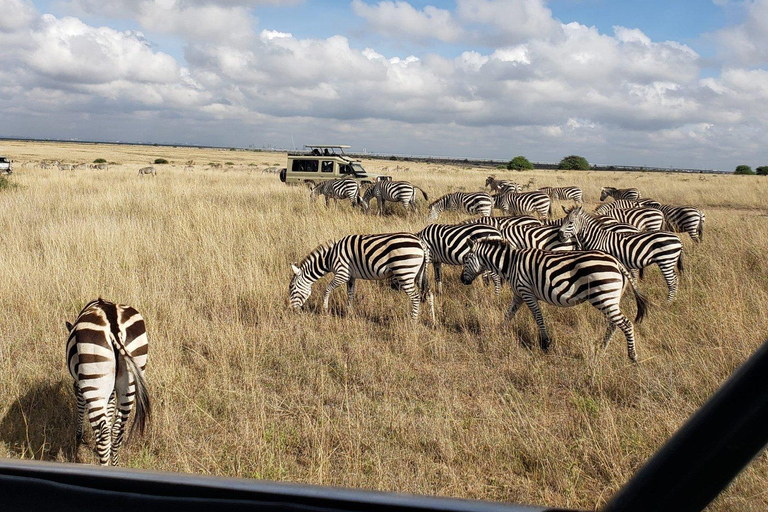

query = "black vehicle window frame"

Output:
[[321, 161, 334, 173], [292, 159, 318, 173]]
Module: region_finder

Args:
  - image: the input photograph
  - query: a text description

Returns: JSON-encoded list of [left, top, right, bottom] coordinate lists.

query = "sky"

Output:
[[1, 1, 768, 170]]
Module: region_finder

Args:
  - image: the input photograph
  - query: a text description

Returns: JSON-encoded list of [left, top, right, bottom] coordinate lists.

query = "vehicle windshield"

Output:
[[0, 158, 8, 163], [351, 163, 366, 176]]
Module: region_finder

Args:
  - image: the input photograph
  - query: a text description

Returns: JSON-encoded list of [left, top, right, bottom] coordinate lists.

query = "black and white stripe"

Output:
[[462, 215, 542, 231], [600, 187, 641, 201], [538, 186, 583, 204], [428, 192, 493, 220], [492, 190, 551, 219], [361, 180, 428, 215], [595, 198, 660, 214], [502, 223, 578, 252], [310, 178, 365, 209], [417, 223, 504, 294], [600, 207, 665, 232], [66, 298, 150, 466], [289, 233, 434, 322], [558, 206, 684, 301], [649, 204, 706, 243], [485, 176, 521, 193], [461, 238, 648, 362]]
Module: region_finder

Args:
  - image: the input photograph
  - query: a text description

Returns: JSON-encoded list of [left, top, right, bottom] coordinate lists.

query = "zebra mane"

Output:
[[298, 240, 334, 268], [472, 236, 512, 251], [570, 207, 614, 228]]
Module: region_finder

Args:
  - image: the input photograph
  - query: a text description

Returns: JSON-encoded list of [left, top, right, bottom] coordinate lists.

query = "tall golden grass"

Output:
[[1, 141, 767, 511]]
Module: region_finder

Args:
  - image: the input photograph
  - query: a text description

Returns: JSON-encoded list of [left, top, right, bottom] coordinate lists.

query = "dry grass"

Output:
[[1, 141, 768, 511]]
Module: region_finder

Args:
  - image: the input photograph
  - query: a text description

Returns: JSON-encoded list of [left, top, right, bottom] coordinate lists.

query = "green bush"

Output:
[[558, 155, 590, 170], [507, 156, 534, 171], [734, 165, 754, 175], [0, 175, 17, 190], [755, 166, 768, 176], [154, 158, 169, 165], [92, 158, 107, 164], [225, 162, 234, 166]]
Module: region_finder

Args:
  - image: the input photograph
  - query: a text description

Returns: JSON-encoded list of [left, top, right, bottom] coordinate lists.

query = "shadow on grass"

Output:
[[0, 379, 78, 462]]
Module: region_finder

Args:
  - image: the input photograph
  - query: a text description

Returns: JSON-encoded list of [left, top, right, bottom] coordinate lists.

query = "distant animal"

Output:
[[310, 178, 365, 209], [289, 233, 434, 323], [66, 298, 150, 466], [485, 176, 521, 193], [461, 238, 648, 362], [58, 163, 73, 171], [600, 187, 641, 201], [361, 180, 428, 215], [558, 206, 684, 302], [492, 190, 551, 219], [137, 166, 156, 177], [96, 163, 109, 170], [538, 186, 583, 204], [428, 192, 493, 220], [183, 165, 194, 172]]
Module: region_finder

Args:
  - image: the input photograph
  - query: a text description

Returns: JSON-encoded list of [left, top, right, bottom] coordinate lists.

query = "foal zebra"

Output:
[[485, 176, 521, 193], [492, 190, 551, 219], [600, 187, 641, 201], [289, 233, 434, 323], [137, 166, 156, 177], [461, 238, 648, 362], [600, 207, 665, 232], [558, 206, 684, 301], [649, 204, 706, 243], [66, 298, 150, 466], [417, 223, 503, 294], [362, 180, 428, 215], [428, 192, 493, 220], [538, 186, 583, 204], [310, 178, 365, 209]]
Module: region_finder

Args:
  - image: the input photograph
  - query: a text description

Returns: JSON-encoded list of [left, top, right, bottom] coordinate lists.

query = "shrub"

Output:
[[734, 165, 754, 175], [507, 156, 534, 171], [154, 158, 169, 165], [756, 166, 768, 176], [225, 162, 234, 166], [0, 175, 17, 190], [229, 148, 236, 151], [558, 155, 590, 170], [92, 158, 107, 164]]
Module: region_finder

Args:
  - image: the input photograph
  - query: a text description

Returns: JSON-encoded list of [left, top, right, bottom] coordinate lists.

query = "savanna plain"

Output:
[[0, 140, 767, 511]]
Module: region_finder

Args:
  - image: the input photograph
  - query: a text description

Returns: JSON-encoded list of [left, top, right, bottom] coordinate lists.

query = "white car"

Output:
[[0, 156, 12, 174]]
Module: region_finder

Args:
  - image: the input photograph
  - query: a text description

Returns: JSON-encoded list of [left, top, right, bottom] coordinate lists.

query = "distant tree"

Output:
[[558, 155, 590, 170], [154, 158, 169, 165], [92, 158, 107, 164], [507, 156, 534, 170], [734, 165, 754, 175], [756, 166, 768, 176]]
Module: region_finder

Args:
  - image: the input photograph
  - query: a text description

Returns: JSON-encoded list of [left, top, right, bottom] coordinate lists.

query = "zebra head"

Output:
[[289, 263, 312, 309], [461, 237, 506, 285], [309, 183, 321, 201], [558, 206, 584, 243], [485, 176, 496, 188], [361, 184, 375, 211], [289, 242, 332, 309], [427, 198, 442, 221], [599, 187, 614, 201]]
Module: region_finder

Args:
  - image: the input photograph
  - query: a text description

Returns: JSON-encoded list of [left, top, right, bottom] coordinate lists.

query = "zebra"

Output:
[[558, 206, 684, 301], [427, 192, 493, 221], [546, 214, 641, 238], [648, 204, 706, 243], [417, 222, 504, 294], [361, 180, 428, 215], [538, 186, 583, 205], [600, 187, 641, 201], [485, 176, 521, 193], [600, 207, 665, 232], [58, 163, 73, 171], [66, 298, 150, 466], [462, 215, 541, 231], [492, 190, 551, 219], [289, 233, 434, 323], [595, 198, 661, 214], [183, 165, 194, 172], [461, 238, 648, 361], [502, 223, 578, 252], [310, 178, 365, 209], [137, 166, 156, 177]]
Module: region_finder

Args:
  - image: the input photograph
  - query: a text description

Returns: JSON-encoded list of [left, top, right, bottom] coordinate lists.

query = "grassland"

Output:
[[0, 140, 767, 511]]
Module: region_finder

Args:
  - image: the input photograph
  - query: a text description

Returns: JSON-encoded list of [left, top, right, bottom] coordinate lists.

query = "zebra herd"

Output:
[[291, 176, 706, 363]]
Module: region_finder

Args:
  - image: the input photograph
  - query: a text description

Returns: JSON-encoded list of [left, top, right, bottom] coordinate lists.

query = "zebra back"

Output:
[[417, 223, 503, 265]]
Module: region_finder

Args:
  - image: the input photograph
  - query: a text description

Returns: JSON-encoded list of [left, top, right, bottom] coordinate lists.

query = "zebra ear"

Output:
[[65, 321, 73, 332], [562, 205, 568, 214], [291, 264, 301, 275]]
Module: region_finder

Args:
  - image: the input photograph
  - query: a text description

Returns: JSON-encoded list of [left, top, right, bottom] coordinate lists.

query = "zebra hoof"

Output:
[[540, 339, 552, 352]]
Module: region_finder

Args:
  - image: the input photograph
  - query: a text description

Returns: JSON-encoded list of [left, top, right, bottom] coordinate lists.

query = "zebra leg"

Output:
[[521, 293, 551, 352], [398, 280, 421, 321], [658, 261, 679, 302], [433, 262, 443, 295], [74, 382, 86, 442], [490, 272, 502, 296], [505, 294, 523, 321], [323, 273, 348, 312], [325, 196, 330, 207], [346, 278, 356, 311], [595, 301, 637, 362]]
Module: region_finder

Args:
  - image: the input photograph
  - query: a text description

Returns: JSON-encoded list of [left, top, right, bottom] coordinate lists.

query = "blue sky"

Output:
[[1, 0, 767, 170]]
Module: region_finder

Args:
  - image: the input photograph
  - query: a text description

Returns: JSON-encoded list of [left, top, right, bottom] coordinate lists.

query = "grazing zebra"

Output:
[[66, 298, 150, 466], [600, 187, 641, 201], [137, 166, 156, 177], [289, 233, 434, 323], [558, 206, 684, 301], [417, 223, 504, 294], [461, 238, 648, 361], [310, 178, 365, 209], [502, 223, 577, 252], [600, 207, 665, 232], [427, 192, 493, 220], [485, 176, 521, 193], [58, 163, 73, 171], [94, 163, 109, 170], [362, 180, 428, 215], [595, 198, 660, 214], [539, 186, 583, 205], [492, 190, 551, 219], [648, 204, 706, 243]]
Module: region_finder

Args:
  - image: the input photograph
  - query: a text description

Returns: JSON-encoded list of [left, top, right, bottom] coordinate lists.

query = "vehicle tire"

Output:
[[279, 168, 287, 183]]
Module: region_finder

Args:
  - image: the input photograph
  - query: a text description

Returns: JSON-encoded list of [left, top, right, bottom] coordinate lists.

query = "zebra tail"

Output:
[[697, 213, 705, 242], [677, 248, 684, 274], [415, 186, 428, 201], [416, 242, 432, 302], [619, 264, 649, 325], [108, 332, 151, 441]]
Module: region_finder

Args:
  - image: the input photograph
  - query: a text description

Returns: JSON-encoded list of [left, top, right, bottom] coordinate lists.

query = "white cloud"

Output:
[[351, 1, 464, 42], [713, 0, 768, 66], [0, 0, 36, 32], [456, 0, 561, 44]]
